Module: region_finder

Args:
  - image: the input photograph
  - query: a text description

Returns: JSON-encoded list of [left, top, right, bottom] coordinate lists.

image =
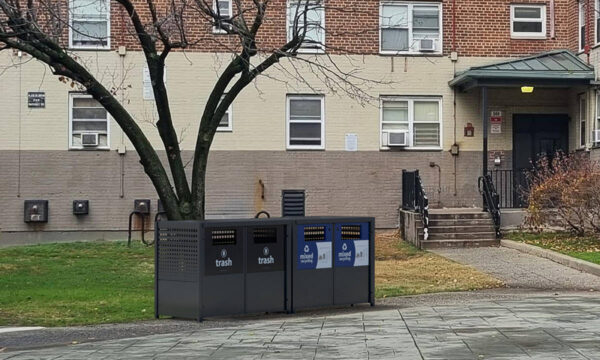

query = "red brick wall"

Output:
[[1, 0, 585, 57]]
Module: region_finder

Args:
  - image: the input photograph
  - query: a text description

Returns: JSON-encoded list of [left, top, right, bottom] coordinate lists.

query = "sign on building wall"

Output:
[[491, 124, 502, 134], [345, 133, 358, 151], [143, 66, 167, 101], [27, 92, 45, 108], [490, 110, 503, 124]]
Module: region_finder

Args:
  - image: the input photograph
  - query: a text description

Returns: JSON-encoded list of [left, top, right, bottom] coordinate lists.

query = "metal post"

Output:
[[481, 86, 488, 211]]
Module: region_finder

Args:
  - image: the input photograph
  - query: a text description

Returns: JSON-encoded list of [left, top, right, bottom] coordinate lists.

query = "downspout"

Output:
[[17, 50, 23, 198], [452, 0, 456, 51], [452, 0, 458, 196]]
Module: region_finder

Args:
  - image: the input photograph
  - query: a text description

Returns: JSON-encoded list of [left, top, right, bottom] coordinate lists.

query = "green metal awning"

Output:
[[449, 50, 595, 92]]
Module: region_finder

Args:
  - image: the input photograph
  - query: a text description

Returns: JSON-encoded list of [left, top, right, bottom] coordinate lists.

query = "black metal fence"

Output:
[[487, 170, 528, 208], [402, 170, 429, 240]]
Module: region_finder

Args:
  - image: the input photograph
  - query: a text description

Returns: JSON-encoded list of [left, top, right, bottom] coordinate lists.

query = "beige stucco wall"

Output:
[[0, 51, 594, 154]]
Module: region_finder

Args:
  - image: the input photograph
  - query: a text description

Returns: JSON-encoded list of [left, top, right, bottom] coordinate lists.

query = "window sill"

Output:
[[286, 147, 325, 151], [510, 35, 547, 40], [379, 51, 443, 57], [69, 147, 111, 151], [380, 146, 443, 151], [216, 128, 233, 132], [69, 46, 111, 52]]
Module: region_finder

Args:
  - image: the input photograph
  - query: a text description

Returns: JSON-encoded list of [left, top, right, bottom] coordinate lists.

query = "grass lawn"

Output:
[[0, 232, 502, 327], [506, 232, 600, 265], [0, 242, 154, 327], [375, 231, 503, 298]]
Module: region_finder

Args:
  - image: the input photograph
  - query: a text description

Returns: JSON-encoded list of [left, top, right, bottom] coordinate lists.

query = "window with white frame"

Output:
[[217, 96, 233, 131], [596, 0, 600, 44], [69, 94, 109, 149], [380, 2, 442, 54], [380, 97, 441, 149], [213, 0, 232, 33], [287, 0, 325, 52], [69, 0, 110, 49], [596, 92, 600, 143], [580, 0, 586, 51], [580, 94, 587, 148], [510, 4, 546, 39], [287, 95, 325, 149]]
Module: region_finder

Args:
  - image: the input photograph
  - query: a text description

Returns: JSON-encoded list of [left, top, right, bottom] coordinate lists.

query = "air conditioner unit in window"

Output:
[[595, 129, 600, 143], [384, 130, 409, 147], [418, 39, 435, 52], [81, 133, 99, 147]]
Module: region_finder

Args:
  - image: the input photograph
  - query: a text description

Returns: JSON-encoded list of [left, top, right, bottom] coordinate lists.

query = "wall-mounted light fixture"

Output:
[[521, 86, 534, 94]]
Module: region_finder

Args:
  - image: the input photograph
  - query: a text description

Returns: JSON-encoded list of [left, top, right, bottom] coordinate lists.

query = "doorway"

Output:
[[512, 114, 569, 208]]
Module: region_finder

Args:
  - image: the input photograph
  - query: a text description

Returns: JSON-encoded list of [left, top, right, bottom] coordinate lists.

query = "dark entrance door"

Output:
[[513, 114, 569, 208]]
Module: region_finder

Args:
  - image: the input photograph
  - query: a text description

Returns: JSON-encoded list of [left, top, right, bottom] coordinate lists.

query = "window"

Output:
[[286, 95, 324, 149], [596, 0, 600, 44], [510, 4, 546, 39], [580, 1, 586, 51], [287, 0, 325, 52], [596, 92, 600, 143], [69, 94, 109, 149], [580, 94, 587, 148], [213, 0, 232, 33], [380, 97, 441, 149], [380, 2, 442, 54], [217, 96, 233, 131], [69, 0, 110, 49]]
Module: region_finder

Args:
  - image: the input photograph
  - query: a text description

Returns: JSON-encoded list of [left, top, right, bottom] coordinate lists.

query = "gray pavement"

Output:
[[2, 293, 600, 359], [432, 246, 600, 290]]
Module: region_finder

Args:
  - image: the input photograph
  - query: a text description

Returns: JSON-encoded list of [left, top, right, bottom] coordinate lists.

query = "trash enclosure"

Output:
[[155, 216, 375, 321]]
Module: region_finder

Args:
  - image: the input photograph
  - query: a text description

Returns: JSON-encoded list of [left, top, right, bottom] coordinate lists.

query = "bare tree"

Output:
[[0, 0, 384, 220]]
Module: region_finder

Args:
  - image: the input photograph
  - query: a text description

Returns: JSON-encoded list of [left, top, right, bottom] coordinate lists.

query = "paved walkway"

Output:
[[432, 246, 600, 290], [2, 294, 600, 359]]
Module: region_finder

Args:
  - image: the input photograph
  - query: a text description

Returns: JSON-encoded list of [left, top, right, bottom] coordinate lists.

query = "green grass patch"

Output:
[[506, 231, 600, 265], [0, 241, 154, 327]]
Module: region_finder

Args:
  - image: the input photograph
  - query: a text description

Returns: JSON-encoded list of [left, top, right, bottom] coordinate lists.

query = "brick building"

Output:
[[1, 0, 599, 243]]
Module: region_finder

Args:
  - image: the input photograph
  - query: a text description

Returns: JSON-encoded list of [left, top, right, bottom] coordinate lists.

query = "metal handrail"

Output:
[[478, 174, 501, 238], [415, 174, 430, 241]]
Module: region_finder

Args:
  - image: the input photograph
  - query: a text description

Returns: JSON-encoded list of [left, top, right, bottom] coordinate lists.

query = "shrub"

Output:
[[524, 152, 600, 236]]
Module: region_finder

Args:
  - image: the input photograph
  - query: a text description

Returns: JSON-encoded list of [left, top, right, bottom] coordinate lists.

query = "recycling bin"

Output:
[[245, 224, 288, 313], [333, 220, 374, 305], [291, 220, 334, 310]]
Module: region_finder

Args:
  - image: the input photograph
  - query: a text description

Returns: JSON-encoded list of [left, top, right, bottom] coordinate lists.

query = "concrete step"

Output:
[[428, 219, 494, 227], [421, 239, 500, 249], [427, 232, 497, 240], [429, 212, 491, 220], [427, 225, 495, 233]]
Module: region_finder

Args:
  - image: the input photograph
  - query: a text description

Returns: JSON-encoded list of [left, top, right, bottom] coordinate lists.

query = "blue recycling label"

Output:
[[297, 224, 332, 270], [334, 223, 370, 268]]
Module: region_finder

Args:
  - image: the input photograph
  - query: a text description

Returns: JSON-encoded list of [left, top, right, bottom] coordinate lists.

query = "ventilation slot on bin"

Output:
[[211, 229, 237, 245], [304, 226, 326, 241], [253, 228, 277, 243], [157, 225, 199, 281], [341, 225, 362, 240]]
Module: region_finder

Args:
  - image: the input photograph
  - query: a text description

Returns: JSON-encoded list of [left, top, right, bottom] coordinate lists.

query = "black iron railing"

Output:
[[478, 174, 501, 238], [402, 170, 430, 240]]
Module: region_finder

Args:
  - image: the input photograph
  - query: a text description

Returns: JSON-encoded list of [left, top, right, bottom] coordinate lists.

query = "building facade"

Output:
[[1, 0, 599, 243]]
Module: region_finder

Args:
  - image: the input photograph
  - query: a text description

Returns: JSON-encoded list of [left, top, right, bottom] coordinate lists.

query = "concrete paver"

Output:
[[2, 295, 600, 359], [431, 246, 600, 290]]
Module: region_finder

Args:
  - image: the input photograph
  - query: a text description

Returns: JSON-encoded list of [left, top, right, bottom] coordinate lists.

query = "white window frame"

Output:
[[596, 91, 600, 144], [596, 0, 600, 45], [286, 0, 326, 54], [580, 94, 587, 148], [510, 4, 546, 40], [69, 93, 110, 150], [286, 95, 325, 150], [580, 0, 586, 51], [379, 96, 442, 150], [213, 0, 233, 34], [379, 1, 443, 55], [68, 0, 111, 50], [217, 97, 233, 132]]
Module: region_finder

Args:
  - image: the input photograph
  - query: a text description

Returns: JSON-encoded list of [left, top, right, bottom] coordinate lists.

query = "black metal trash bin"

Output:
[[245, 224, 289, 313], [291, 220, 334, 310], [333, 220, 374, 305]]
